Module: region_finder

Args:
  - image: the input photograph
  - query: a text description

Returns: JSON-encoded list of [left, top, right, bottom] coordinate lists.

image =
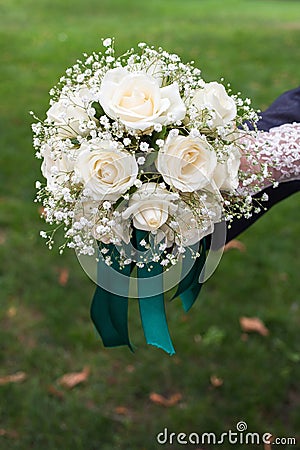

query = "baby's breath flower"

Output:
[[103, 201, 111, 210], [106, 56, 115, 63], [160, 259, 169, 267], [154, 123, 163, 132], [124, 258, 132, 265], [140, 142, 149, 152], [156, 139, 164, 148], [123, 137, 131, 146], [137, 156, 145, 165], [134, 179, 143, 188], [103, 38, 112, 47]]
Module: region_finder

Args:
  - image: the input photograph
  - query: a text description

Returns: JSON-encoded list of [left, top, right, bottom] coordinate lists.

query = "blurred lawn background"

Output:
[[0, 0, 299, 449]]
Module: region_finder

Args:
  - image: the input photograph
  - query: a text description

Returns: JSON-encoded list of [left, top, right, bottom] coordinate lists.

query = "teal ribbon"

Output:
[[172, 238, 206, 312], [90, 234, 207, 354], [135, 230, 175, 355], [90, 244, 132, 350]]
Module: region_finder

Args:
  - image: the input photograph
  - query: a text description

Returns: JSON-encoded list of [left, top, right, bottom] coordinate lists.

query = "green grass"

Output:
[[0, 0, 300, 449]]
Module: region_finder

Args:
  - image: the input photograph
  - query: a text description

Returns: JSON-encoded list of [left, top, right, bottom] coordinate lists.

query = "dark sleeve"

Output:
[[226, 180, 300, 242], [225, 86, 300, 243], [254, 86, 300, 132]]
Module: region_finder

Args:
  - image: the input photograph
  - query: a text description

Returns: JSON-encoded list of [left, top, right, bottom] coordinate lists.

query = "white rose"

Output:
[[98, 67, 186, 132], [75, 140, 138, 201], [192, 82, 237, 127], [122, 183, 178, 231], [156, 134, 217, 192], [46, 88, 95, 138], [213, 147, 241, 191], [41, 143, 75, 192]]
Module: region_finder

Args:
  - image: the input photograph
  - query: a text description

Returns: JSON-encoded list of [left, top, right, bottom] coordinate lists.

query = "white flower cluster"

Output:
[[32, 39, 269, 269]]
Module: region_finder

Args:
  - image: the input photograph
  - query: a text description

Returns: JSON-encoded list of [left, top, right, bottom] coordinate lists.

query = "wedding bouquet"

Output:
[[32, 39, 270, 354]]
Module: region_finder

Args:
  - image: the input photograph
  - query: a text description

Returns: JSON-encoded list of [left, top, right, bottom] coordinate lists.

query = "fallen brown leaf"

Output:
[[239, 317, 269, 336], [149, 392, 182, 407], [6, 306, 17, 318], [114, 406, 130, 416], [58, 267, 69, 286], [210, 375, 223, 387], [224, 240, 246, 252], [0, 428, 18, 439], [0, 371, 27, 386], [57, 366, 90, 389]]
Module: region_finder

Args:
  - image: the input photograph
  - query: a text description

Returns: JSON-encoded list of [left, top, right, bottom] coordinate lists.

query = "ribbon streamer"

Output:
[[90, 235, 207, 354], [135, 230, 175, 355], [172, 238, 206, 312], [90, 244, 132, 350]]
